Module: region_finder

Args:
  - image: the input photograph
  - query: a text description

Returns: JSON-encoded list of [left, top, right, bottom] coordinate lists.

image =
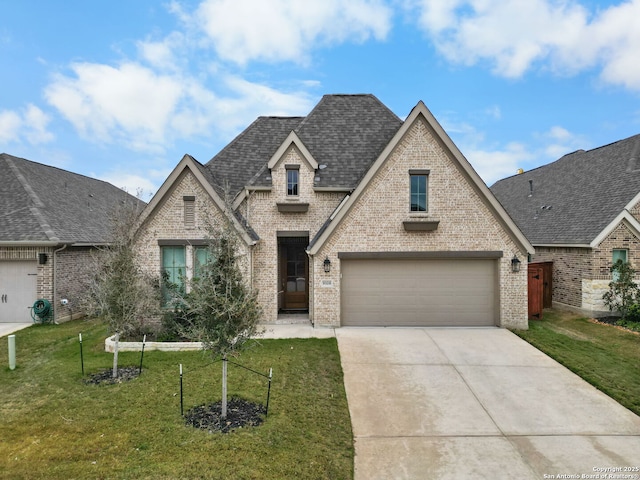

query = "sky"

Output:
[[2, 0, 640, 200]]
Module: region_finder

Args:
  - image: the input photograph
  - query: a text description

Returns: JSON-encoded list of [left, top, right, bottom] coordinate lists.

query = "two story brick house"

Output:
[[135, 95, 532, 328]]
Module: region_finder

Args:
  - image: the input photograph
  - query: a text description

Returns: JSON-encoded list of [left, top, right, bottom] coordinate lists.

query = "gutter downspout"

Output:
[[53, 244, 68, 324]]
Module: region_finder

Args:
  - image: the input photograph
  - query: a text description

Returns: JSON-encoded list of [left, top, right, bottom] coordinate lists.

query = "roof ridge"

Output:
[[3, 155, 59, 241], [2, 153, 129, 191]]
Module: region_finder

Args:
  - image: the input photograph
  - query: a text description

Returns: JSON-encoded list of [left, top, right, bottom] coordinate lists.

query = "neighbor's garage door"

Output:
[[341, 258, 497, 327], [0, 261, 38, 323]]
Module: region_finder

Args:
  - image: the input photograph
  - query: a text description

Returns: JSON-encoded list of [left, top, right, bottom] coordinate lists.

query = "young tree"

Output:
[[602, 259, 639, 319], [174, 215, 262, 419], [82, 200, 162, 378]]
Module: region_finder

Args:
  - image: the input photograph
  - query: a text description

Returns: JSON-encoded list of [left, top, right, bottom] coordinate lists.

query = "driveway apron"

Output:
[[336, 327, 640, 480]]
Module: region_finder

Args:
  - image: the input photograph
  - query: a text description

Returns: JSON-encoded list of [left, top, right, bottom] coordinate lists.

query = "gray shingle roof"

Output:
[[205, 94, 403, 196], [490, 134, 640, 245], [0, 153, 142, 244]]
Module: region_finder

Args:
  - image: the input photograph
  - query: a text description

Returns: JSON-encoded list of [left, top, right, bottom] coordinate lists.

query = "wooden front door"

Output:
[[279, 239, 309, 311]]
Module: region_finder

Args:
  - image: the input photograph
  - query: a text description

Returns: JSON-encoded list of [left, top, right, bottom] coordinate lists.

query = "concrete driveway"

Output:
[[336, 327, 640, 479]]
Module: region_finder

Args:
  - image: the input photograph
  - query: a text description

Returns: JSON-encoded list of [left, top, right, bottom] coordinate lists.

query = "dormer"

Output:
[[268, 132, 318, 213]]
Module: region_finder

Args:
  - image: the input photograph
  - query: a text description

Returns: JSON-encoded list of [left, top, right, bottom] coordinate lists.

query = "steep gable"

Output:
[[308, 101, 533, 255], [136, 154, 257, 246], [491, 134, 640, 245]]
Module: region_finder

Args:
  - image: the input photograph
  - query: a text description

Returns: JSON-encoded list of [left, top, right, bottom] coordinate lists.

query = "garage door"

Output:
[[341, 258, 497, 326], [0, 261, 38, 323]]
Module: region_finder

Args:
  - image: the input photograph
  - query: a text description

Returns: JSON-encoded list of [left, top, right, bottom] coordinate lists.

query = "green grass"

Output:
[[513, 309, 640, 416], [0, 319, 353, 479]]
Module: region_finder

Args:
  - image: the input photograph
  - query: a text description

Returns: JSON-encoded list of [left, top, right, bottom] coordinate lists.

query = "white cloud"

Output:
[[465, 142, 535, 185], [194, 0, 392, 65], [536, 125, 587, 159], [44, 59, 314, 154], [96, 168, 172, 199], [0, 110, 21, 143], [45, 62, 184, 152], [137, 32, 186, 71], [0, 104, 53, 145], [409, 0, 640, 90]]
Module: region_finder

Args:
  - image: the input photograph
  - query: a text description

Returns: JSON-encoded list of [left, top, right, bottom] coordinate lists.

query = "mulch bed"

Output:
[[184, 398, 265, 433], [590, 316, 640, 335], [84, 366, 141, 385]]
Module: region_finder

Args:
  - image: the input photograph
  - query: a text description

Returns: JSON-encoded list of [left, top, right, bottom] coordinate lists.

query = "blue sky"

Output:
[[2, 0, 639, 199]]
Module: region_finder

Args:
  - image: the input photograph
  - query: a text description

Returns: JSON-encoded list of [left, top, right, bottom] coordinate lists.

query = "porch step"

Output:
[[274, 313, 311, 325]]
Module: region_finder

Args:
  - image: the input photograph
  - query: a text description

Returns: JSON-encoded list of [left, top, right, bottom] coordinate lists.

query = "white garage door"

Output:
[[341, 257, 497, 327], [0, 261, 38, 323]]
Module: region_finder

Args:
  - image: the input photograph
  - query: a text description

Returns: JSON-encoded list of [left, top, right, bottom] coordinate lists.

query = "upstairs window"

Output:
[[286, 165, 299, 196], [409, 171, 429, 212]]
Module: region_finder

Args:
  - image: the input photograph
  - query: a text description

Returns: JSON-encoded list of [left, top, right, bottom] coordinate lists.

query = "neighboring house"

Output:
[[136, 95, 532, 329], [491, 134, 640, 315], [0, 153, 140, 323]]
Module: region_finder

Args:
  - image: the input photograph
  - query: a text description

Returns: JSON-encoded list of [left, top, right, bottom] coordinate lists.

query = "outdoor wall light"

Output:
[[511, 255, 521, 273], [323, 257, 331, 273], [38, 253, 48, 265]]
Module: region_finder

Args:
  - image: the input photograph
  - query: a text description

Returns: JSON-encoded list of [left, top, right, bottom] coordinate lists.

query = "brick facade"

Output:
[[244, 145, 347, 322], [532, 221, 640, 313], [0, 245, 94, 322], [135, 169, 252, 296], [134, 113, 529, 329], [310, 118, 528, 329]]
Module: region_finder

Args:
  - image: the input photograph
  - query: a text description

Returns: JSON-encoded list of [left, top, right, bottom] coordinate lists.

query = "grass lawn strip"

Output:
[[514, 309, 640, 417], [0, 318, 354, 479]]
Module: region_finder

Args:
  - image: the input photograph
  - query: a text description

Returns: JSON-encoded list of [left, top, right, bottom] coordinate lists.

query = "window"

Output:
[[410, 173, 428, 212], [286, 166, 299, 196], [162, 246, 186, 304], [193, 246, 211, 280], [183, 196, 195, 227], [612, 249, 628, 281]]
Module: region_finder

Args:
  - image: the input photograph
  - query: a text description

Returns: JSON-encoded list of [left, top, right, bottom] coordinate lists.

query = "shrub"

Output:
[[602, 259, 639, 319]]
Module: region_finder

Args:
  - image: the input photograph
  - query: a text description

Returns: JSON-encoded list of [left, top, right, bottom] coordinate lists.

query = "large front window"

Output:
[[410, 174, 427, 212]]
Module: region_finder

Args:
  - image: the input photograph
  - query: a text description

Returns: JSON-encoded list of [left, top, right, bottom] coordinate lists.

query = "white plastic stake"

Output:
[[79, 333, 82, 342], [8, 334, 16, 370], [180, 363, 183, 375]]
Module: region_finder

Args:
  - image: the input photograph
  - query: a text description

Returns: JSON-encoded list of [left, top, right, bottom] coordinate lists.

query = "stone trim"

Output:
[[277, 203, 309, 213], [403, 220, 439, 231]]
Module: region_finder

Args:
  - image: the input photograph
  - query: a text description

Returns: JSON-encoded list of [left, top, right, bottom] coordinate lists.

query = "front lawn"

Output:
[[0, 318, 353, 479], [514, 309, 640, 416]]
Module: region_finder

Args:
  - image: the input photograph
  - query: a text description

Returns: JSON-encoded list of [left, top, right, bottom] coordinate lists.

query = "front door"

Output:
[[279, 238, 309, 311]]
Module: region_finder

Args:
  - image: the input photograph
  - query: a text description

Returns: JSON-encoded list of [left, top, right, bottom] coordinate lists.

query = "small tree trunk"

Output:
[[221, 355, 228, 419], [112, 331, 119, 378]]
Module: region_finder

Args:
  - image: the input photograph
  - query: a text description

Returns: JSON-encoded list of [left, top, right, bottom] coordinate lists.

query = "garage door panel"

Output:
[[341, 258, 497, 327], [0, 261, 38, 323]]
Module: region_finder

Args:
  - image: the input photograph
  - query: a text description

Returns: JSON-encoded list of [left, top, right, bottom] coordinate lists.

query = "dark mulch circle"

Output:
[[184, 398, 265, 433], [84, 366, 141, 385]]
